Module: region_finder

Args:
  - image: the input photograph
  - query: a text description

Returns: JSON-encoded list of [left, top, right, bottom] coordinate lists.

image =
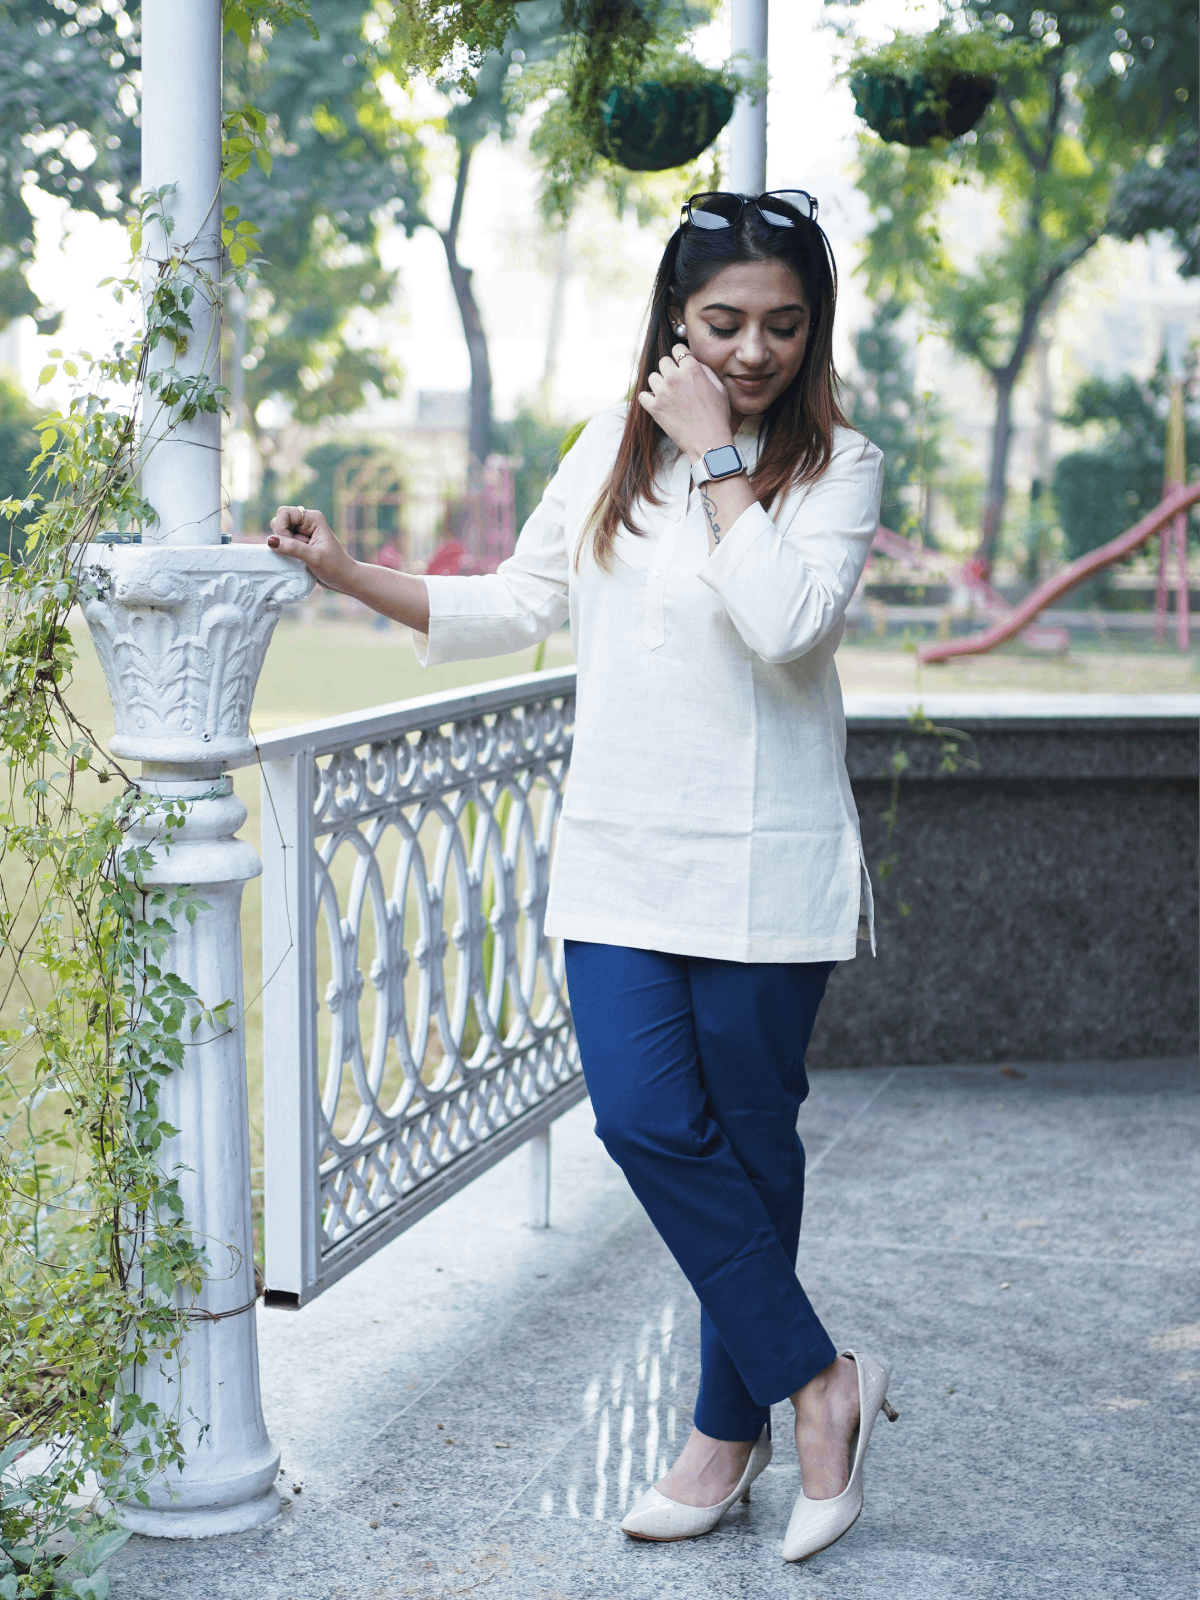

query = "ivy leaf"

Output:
[[71, 1574, 110, 1600]]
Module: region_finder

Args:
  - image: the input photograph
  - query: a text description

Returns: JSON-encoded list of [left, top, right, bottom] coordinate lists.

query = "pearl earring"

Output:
[[675, 323, 687, 338]]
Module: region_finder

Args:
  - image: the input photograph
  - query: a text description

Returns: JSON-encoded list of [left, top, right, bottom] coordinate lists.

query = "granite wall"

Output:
[[807, 697, 1199, 1068]]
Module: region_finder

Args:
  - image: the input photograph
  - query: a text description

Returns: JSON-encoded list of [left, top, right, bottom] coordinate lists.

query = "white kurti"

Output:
[[417, 406, 884, 963]]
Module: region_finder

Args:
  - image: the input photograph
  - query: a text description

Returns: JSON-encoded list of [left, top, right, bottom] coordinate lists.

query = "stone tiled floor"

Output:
[[110, 1058, 1200, 1600]]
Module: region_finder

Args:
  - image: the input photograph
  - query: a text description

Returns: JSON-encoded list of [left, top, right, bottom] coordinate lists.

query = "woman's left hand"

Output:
[[638, 345, 733, 462]]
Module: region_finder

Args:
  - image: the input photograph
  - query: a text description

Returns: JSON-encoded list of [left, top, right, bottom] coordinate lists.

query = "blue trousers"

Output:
[[564, 941, 838, 1442]]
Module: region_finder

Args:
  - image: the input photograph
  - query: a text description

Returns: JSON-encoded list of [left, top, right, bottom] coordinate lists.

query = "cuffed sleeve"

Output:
[[696, 434, 883, 665], [412, 442, 575, 667]]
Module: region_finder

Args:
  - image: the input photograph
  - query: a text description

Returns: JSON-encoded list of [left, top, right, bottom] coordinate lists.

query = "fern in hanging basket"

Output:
[[845, 25, 1039, 148], [601, 75, 736, 172]]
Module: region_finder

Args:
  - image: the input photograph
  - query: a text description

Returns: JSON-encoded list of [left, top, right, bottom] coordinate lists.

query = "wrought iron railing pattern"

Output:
[[248, 669, 583, 1305]]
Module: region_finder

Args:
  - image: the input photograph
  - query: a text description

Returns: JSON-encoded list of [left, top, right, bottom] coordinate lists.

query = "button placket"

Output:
[[642, 461, 691, 650]]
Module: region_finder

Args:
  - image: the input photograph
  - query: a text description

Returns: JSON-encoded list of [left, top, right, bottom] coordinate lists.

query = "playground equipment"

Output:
[[868, 524, 1070, 653], [917, 481, 1200, 664], [425, 455, 517, 577], [1157, 377, 1190, 650]]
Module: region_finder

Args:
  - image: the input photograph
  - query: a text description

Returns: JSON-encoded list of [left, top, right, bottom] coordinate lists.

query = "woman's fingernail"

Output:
[[267, 535, 279, 547]]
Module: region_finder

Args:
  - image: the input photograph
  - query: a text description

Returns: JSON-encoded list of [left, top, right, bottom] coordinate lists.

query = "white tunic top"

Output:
[[417, 406, 884, 963]]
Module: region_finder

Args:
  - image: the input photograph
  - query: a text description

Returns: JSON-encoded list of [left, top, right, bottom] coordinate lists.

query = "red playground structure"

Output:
[[914, 482, 1200, 664]]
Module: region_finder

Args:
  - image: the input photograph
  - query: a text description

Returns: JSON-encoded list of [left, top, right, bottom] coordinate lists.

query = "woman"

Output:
[[267, 189, 898, 1563]]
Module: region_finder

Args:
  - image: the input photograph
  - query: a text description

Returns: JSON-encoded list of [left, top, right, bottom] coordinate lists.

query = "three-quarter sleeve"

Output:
[[413, 442, 576, 666], [696, 434, 883, 665]]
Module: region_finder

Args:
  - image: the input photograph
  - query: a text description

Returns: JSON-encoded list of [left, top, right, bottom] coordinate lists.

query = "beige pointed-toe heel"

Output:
[[621, 1425, 772, 1542], [782, 1350, 899, 1563]]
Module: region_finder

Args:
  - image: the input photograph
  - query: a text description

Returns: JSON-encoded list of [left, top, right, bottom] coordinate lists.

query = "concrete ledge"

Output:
[[809, 694, 1200, 1068]]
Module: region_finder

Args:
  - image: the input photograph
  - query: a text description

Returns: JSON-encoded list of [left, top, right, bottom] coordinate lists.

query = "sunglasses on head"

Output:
[[680, 190, 819, 231]]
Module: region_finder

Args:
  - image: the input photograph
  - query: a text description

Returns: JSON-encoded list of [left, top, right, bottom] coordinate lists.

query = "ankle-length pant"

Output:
[[564, 940, 838, 1442]]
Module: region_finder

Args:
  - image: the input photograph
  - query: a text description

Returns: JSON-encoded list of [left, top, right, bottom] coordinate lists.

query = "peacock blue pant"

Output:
[[563, 940, 838, 1443]]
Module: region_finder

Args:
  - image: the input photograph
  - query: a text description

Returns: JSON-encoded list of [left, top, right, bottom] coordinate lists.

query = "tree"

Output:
[[381, 1, 565, 467], [1053, 359, 1199, 559], [848, 1, 1199, 574], [845, 297, 944, 538], [0, 0, 402, 442], [0, 0, 140, 331], [221, 1, 426, 470], [3, 0, 730, 479], [380, 1, 731, 463]]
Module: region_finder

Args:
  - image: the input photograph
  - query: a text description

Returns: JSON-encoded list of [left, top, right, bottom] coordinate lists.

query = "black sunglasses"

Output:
[[680, 190, 820, 231]]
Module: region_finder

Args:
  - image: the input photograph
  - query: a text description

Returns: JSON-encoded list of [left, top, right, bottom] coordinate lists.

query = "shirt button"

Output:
[[650, 568, 660, 576]]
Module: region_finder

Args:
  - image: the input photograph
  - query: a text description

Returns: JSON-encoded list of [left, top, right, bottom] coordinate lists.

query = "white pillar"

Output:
[[728, 0, 768, 196], [84, 549, 312, 1536], [140, 0, 223, 545], [81, 0, 315, 1537], [529, 1127, 551, 1229]]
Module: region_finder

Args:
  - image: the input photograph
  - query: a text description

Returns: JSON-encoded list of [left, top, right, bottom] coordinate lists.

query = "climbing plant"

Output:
[[0, 185, 235, 1599], [0, 7, 312, 1593]]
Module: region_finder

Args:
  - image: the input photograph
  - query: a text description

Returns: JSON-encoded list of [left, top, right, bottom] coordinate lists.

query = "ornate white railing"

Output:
[[242, 669, 582, 1307]]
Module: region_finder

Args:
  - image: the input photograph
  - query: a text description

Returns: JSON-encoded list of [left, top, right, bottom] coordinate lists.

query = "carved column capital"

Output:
[[82, 545, 313, 770]]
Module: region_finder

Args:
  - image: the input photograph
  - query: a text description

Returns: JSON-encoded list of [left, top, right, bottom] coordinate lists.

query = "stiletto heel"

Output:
[[782, 1350, 896, 1564], [621, 1426, 772, 1541]]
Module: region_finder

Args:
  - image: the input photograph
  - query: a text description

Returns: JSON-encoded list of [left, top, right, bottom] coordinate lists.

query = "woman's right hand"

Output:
[[267, 505, 357, 592]]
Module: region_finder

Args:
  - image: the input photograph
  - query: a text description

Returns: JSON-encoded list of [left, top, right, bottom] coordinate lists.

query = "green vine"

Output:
[[0, 52, 269, 1596], [876, 709, 977, 917]]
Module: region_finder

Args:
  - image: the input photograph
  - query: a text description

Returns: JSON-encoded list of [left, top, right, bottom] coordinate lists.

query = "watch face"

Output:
[[704, 444, 743, 478]]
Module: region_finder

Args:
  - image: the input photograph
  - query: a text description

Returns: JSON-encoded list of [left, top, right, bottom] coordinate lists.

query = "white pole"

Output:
[[529, 1127, 551, 1229], [140, 0, 223, 545], [82, 0, 315, 1538], [728, 0, 768, 196]]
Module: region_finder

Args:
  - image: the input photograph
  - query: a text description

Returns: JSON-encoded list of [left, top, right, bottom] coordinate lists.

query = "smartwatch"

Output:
[[691, 443, 747, 487]]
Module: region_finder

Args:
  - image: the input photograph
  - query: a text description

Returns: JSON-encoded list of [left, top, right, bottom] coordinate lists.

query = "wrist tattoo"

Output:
[[701, 485, 721, 543]]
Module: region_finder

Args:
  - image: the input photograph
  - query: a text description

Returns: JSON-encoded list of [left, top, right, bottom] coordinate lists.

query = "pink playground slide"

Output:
[[915, 483, 1196, 665], [869, 524, 1069, 653]]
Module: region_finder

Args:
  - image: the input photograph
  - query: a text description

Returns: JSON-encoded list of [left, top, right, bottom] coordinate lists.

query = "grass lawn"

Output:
[[17, 609, 1198, 1263]]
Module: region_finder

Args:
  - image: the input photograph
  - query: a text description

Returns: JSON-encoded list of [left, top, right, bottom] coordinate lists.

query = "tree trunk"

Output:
[[977, 372, 1016, 576], [440, 141, 492, 468]]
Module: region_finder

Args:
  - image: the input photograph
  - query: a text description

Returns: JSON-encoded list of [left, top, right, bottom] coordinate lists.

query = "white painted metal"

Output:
[[529, 1127, 551, 1230], [250, 670, 584, 1305], [259, 747, 321, 1300], [81, 546, 312, 1536], [728, 0, 768, 196], [140, 0, 223, 545]]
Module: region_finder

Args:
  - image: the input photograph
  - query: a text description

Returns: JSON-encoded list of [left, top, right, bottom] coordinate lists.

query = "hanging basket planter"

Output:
[[600, 77, 736, 172], [850, 70, 997, 147]]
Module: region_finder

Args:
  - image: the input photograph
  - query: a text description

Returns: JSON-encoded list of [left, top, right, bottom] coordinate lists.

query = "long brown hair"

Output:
[[585, 206, 848, 569]]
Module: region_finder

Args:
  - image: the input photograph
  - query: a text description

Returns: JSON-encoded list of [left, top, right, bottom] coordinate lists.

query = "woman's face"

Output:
[[674, 258, 811, 424]]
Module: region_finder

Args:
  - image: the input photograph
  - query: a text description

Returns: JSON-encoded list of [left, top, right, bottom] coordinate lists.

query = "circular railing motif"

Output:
[[306, 692, 576, 1254]]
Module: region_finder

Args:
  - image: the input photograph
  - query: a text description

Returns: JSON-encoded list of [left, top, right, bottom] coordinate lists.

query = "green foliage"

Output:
[[845, 298, 944, 538], [493, 407, 582, 531], [845, 19, 1040, 85], [1108, 129, 1199, 276], [381, 1, 523, 95], [0, 186, 245, 1598], [223, 0, 319, 48], [520, 25, 749, 220], [0, 380, 39, 564], [846, 0, 1199, 563], [223, 1, 423, 435], [1053, 361, 1199, 558], [0, 2, 141, 332]]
